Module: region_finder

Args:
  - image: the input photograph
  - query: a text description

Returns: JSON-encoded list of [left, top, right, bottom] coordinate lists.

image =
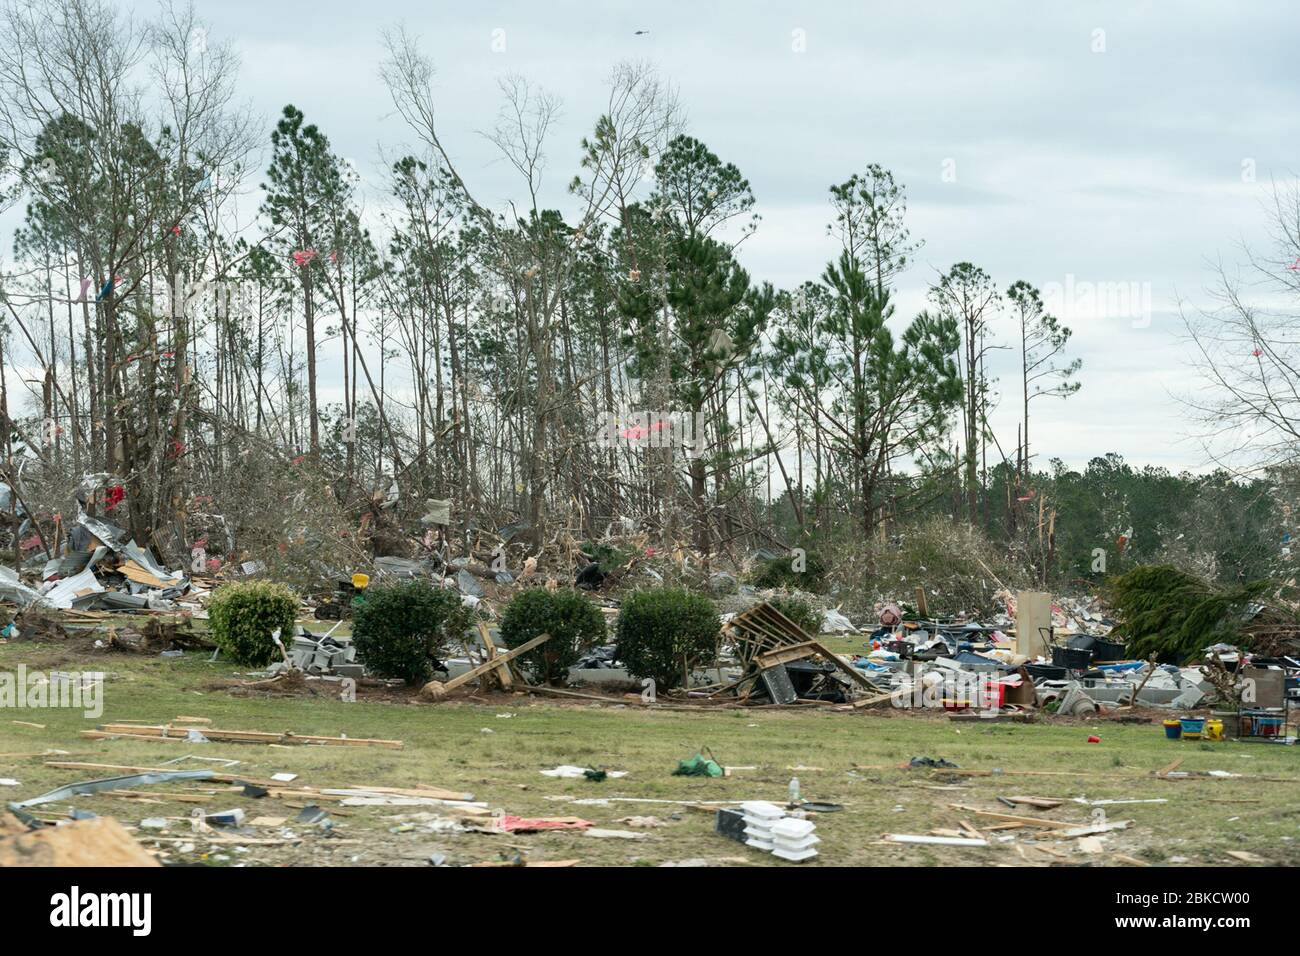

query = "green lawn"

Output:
[[2, 639, 1297, 867]]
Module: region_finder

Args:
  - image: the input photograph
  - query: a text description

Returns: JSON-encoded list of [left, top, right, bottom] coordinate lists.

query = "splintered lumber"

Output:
[[727, 603, 883, 704], [956, 819, 984, 841], [754, 642, 820, 669], [87, 723, 403, 749], [948, 805, 1077, 829], [478, 622, 513, 691], [851, 690, 898, 710], [119, 561, 174, 588], [802, 638, 883, 692], [422, 632, 551, 700], [43, 760, 275, 786], [108, 790, 214, 803], [322, 785, 474, 802], [1057, 820, 1132, 838], [1003, 796, 1064, 810]]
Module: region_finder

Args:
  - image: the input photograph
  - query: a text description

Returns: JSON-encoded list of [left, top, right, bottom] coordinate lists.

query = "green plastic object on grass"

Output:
[[672, 752, 723, 778]]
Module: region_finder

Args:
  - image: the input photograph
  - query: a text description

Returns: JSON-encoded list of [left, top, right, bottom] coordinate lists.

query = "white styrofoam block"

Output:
[[772, 834, 821, 850], [771, 846, 818, 862], [770, 817, 816, 839]]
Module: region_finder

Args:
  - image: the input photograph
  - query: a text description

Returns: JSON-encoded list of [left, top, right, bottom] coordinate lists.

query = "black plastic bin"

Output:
[[1051, 645, 1093, 670], [1024, 662, 1068, 681], [1090, 638, 1127, 662]]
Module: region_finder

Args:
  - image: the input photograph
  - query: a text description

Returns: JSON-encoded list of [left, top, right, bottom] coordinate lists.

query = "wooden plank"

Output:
[[754, 642, 819, 668], [956, 819, 984, 841], [43, 760, 277, 787], [808, 640, 881, 691], [852, 690, 898, 709], [1004, 795, 1065, 810], [478, 622, 512, 690], [92, 724, 402, 749], [948, 805, 1077, 828], [119, 561, 174, 588], [422, 632, 551, 699]]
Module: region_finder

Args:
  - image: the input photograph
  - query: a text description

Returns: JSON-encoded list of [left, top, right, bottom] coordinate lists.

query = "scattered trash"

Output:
[[584, 827, 647, 840], [909, 756, 959, 769], [540, 765, 628, 780], [672, 752, 724, 778], [493, 815, 592, 833], [83, 722, 402, 749], [7, 770, 215, 810]]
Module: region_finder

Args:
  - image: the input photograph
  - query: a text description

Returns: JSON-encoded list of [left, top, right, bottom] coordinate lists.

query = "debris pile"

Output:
[[3, 510, 193, 614]]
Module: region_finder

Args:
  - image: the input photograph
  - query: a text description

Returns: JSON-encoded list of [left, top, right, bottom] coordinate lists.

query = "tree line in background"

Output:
[[0, 0, 1292, 596]]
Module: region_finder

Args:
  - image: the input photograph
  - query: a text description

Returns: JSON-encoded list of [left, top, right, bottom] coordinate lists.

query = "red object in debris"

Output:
[[103, 485, 125, 511], [206, 557, 222, 571], [1087, 735, 1101, 743], [645, 547, 655, 557], [494, 815, 592, 834], [19, 535, 41, 551]]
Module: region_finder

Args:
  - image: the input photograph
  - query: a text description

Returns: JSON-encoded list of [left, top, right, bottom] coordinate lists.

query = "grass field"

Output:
[[2, 638, 1298, 867]]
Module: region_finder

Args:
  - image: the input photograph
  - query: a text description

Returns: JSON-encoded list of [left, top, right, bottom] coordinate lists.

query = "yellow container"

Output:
[[351, 573, 370, 591], [1204, 718, 1223, 741]]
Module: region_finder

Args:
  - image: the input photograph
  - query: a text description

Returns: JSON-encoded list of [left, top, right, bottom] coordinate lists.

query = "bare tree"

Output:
[[1182, 178, 1300, 475]]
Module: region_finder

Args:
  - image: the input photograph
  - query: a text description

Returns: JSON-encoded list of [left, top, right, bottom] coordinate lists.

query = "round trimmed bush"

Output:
[[616, 587, 719, 692], [353, 581, 472, 685], [208, 580, 299, 666], [498, 588, 606, 684], [767, 594, 822, 638]]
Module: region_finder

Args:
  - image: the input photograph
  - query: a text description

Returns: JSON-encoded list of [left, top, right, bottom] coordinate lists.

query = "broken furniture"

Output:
[[719, 602, 884, 705]]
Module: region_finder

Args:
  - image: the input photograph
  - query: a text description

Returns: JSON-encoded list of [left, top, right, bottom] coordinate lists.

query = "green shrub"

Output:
[[208, 580, 299, 667], [353, 581, 473, 685], [766, 594, 822, 637], [499, 588, 606, 684], [616, 587, 719, 691], [751, 550, 827, 592]]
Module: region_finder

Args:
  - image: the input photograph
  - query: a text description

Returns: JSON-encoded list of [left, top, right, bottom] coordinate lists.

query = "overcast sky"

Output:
[[25, 1, 1300, 471]]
